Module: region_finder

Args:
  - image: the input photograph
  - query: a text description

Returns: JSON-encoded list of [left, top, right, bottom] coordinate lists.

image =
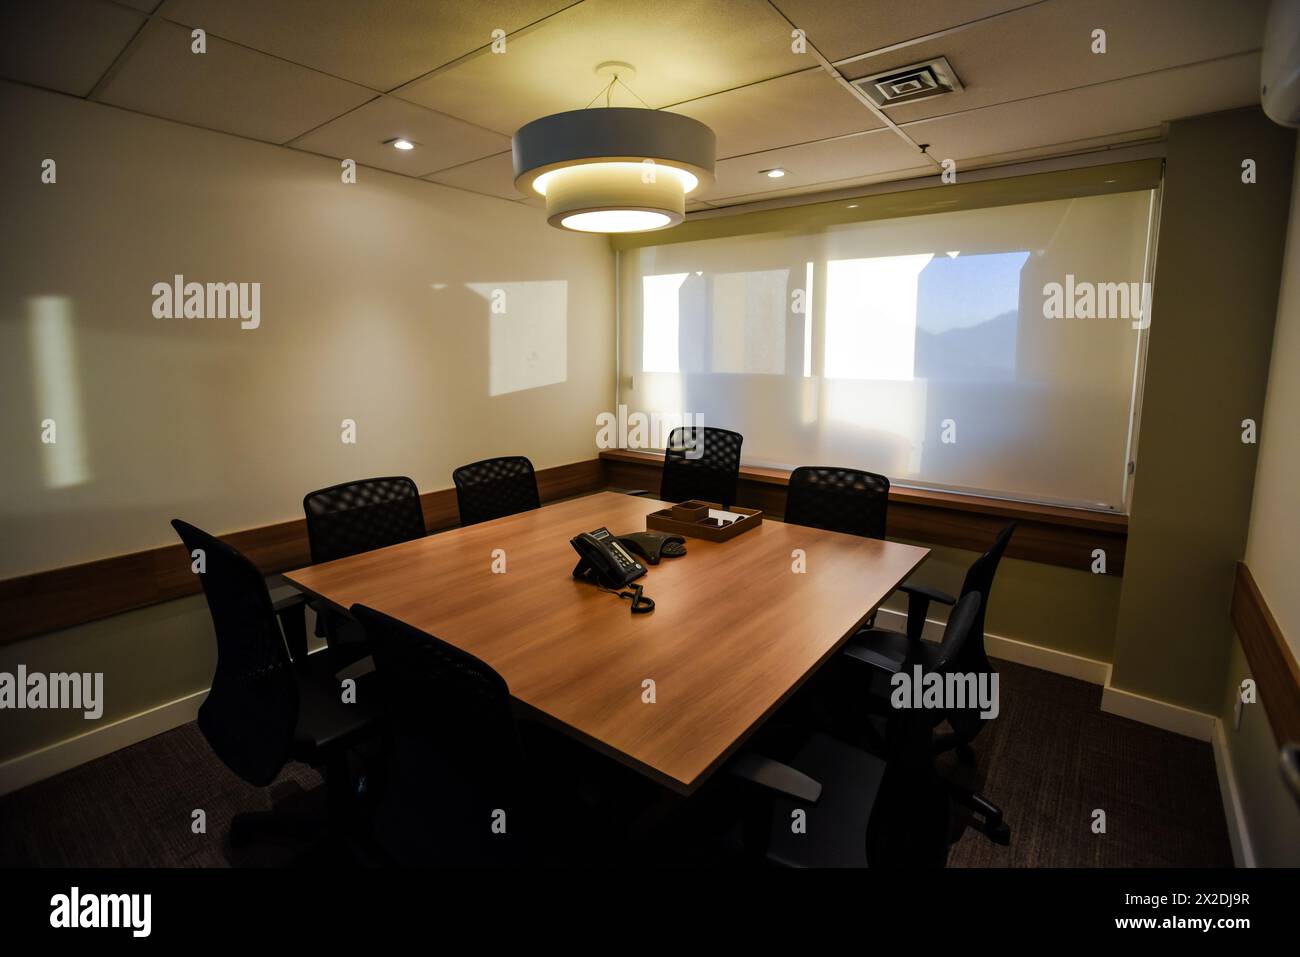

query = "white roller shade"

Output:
[[618, 189, 1156, 511]]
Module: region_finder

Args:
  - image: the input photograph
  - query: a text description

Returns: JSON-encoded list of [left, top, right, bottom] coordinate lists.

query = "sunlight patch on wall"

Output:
[[29, 296, 90, 489], [467, 280, 568, 397]]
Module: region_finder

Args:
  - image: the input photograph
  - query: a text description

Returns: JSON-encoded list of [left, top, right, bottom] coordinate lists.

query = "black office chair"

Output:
[[350, 603, 550, 866], [452, 455, 541, 527], [784, 466, 890, 539], [784, 465, 890, 629], [660, 426, 743, 507], [728, 593, 1008, 866], [171, 520, 376, 851], [302, 476, 426, 646], [843, 521, 1017, 761]]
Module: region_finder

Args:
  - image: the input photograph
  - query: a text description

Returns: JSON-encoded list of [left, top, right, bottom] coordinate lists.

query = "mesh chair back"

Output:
[[351, 603, 524, 865], [784, 466, 890, 539], [930, 590, 982, 673], [956, 522, 1016, 665], [659, 427, 743, 506], [171, 519, 298, 787], [302, 476, 425, 565], [943, 521, 1016, 740], [452, 456, 541, 527]]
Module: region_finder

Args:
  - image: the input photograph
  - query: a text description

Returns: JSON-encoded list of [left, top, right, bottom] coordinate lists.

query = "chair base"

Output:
[[949, 784, 1011, 846], [227, 754, 369, 866]]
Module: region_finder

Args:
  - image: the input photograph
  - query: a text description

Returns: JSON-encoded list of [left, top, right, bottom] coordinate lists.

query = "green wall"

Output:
[[1219, 635, 1300, 866], [883, 541, 1120, 663], [1110, 109, 1296, 713]]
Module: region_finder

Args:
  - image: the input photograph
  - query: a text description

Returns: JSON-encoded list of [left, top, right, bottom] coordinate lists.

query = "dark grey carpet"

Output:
[[944, 661, 1232, 867], [0, 659, 1232, 867]]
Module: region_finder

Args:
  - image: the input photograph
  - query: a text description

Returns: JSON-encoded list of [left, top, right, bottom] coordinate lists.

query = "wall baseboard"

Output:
[[0, 688, 207, 798], [876, 607, 1221, 745], [1099, 681, 1216, 742], [1212, 717, 1256, 867], [873, 607, 1111, 685]]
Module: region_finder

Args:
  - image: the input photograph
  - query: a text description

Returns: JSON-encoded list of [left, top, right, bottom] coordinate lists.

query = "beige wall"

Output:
[[0, 81, 614, 762], [0, 595, 218, 765], [1218, 131, 1300, 865], [0, 82, 614, 580], [1110, 109, 1295, 713]]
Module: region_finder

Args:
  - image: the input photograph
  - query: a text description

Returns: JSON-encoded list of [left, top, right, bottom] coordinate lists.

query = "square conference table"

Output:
[[283, 492, 929, 796]]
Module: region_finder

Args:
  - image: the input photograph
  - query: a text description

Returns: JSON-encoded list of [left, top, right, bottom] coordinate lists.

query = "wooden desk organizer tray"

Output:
[[647, 500, 763, 542]]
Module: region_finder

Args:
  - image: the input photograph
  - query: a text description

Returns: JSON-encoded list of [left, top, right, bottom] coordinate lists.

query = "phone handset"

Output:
[[570, 527, 654, 613]]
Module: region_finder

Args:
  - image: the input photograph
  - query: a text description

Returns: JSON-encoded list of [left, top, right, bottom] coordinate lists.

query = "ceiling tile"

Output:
[[706, 129, 930, 203], [666, 68, 881, 159], [292, 96, 510, 175], [395, 0, 807, 135], [97, 19, 376, 144], [423, 151, 524, 200], [839, 0, 1269, 125], [159, 0, 577, 91], [773, 0, 1038, 63], [0, 0, 145, 97], [912, 52, 1260, 164]]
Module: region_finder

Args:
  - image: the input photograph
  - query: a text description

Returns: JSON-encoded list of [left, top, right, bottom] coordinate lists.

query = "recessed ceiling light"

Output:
[[762, 168, 787, 178], [391, 138, 415, 150]]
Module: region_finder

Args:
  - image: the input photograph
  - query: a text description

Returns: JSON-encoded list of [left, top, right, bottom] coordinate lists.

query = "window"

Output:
[[617, 190, 1156, 511]]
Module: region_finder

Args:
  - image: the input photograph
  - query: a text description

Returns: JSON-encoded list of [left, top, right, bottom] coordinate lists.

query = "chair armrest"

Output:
[[895, 582, 957, 643], [269, 586, 308, 614], [898, 582, 957, 606], [728, 752, 822, 804], [269, 586, 309, 663]]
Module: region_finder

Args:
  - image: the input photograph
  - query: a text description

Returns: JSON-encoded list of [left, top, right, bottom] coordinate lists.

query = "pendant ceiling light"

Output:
[[512, 64, 715, 233]]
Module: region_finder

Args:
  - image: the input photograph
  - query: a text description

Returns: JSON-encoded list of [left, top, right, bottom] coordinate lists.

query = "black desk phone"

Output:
[[571, 527, 654, 613], [571, 527, 646, 588]]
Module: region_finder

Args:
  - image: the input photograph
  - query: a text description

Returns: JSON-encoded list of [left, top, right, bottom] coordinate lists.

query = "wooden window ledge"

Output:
[[600, 448, 1127, 576]]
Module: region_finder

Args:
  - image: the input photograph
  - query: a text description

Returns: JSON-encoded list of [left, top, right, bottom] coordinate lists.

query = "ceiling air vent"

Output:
[[851, 56, 963, 108]]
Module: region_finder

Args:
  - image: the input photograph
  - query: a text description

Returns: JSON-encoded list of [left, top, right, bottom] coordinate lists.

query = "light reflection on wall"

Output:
[[28, 296, 91, 488], [467, 280, 568, 397]]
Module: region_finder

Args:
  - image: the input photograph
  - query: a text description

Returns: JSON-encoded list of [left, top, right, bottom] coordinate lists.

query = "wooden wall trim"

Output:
[[1231, 562, 1300, 746], [601, 449, 1128, 575], [0, 458, 607, 645]]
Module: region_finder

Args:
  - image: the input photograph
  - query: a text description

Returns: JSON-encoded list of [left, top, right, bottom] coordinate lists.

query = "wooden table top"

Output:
[[283, 492, 929, 795]]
